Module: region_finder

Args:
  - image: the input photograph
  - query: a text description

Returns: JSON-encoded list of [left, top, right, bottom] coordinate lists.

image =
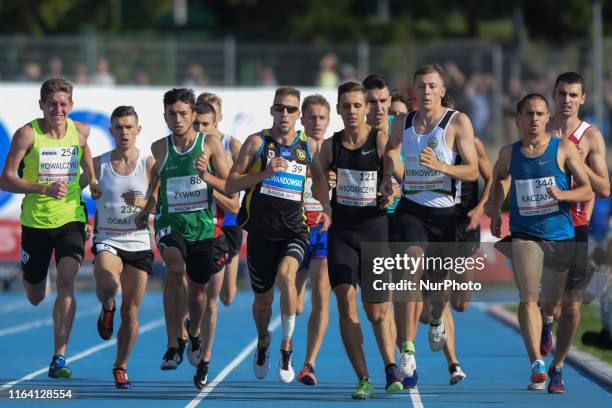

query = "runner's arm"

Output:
[[226, 134, 278, 195], [555, 139, 593, 203], [311, 138, 332, 209], [444, 113, 478, 181], [488, 145, 512, 215], [474, 137, 493, 210], [584, 128, 610, 197], [383, 113, 405, 183]]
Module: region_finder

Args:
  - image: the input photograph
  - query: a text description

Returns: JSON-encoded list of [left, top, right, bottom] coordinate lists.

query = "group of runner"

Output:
[[0, 65, 606, 398]]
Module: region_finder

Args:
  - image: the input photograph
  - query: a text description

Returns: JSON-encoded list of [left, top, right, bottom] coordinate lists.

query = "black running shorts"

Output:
[[455, 209, 481, 257], [222, 225, 243, 260], [157, 231, 217, 284], [246, 233, 309, 294], [92, 243, 154, 275], [21, 221, 86, 285]]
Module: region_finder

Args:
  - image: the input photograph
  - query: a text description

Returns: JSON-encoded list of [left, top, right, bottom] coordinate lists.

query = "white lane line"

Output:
[[409, 387, 425, 408], [0, 317, 164, 391], [185, 315, 282, 408], [0, 307, 99, 338]]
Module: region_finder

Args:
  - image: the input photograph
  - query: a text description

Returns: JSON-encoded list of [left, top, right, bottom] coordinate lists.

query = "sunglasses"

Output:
[[272, 104, 299, 114]]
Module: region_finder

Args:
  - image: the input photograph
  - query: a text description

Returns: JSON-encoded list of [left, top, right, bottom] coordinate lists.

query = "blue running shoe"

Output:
[[48, 355, 72, 379], [385, 364, 403, 393], [528, 359, 546, 390], [547, 366, 565, 394], [402, 370, 418, 389]]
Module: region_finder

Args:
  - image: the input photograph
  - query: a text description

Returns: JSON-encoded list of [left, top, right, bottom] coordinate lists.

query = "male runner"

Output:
[[489, 93, 592, 390], [390, 90, 411, 116], [226, 86, 316, 384], [191, 100, 240, 388], [539, 72, 610, 393], [0, 78, 100, 378], [88, 106, 154, 388], [381, 64, 479, 388], [311, 82, 403, 399], [133, 89, 230, 386], [294, 94, 331, 386], [197, 92, 243, 306]]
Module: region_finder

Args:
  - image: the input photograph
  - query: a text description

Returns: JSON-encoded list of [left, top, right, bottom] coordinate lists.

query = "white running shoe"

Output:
[[428, 319, 447, 352], [449, 363, 466, 385], [278, 349, 295, 383], [398, 352, 416, 378], [253, 331, 271, 380]]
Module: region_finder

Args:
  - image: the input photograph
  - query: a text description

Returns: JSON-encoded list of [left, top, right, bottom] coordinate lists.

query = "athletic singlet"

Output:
[[154, 132, 215, 242], [567, 121, 591, 227], [402, 109, 458, 208], [331, 127, 385, 222], [509, 137, 573, 240], [20, 118, 85, 228], [94, 151, 151, 251], [237, 129, 311, 239], [220, 132, 239, 228], [454, 154, 479, 214]]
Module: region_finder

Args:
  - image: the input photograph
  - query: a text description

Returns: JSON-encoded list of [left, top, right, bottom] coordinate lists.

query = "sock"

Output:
[[544, 317, 554, 325], [385, 363, 397, 373], [401, 341, 415, 354], [281, 314, 295, 341], [430, 317, 442, 326]]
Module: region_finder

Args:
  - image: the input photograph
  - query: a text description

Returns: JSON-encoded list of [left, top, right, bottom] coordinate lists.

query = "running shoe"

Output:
[[187, 331, 202, 366], [528, 359, 547, 390], [253, 331, 271, 379], [428, 319, 447, 352], [398, 351, 416, 378], [97, 304, 115, 341], [48, 354, 72, 379], [194, 360, 209, 390], [113, 367, 132, 389], [297, 363, 317, 386], [384, 364, 403, 393], [547, 366, 565, 394], [278, 349, 295, 383], [540, 321, 553, 356], [160, 347, 183, 370], [402, 370, 418, 389], [352, 377, 375, 400], [449, 363, 466, 385]]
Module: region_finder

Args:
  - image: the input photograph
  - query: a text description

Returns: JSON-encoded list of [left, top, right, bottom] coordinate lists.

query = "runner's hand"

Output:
[[547, 186, 565, 201], [84, 223, 93, 241], [265, 157, 289, 177], [379, 175, 394, 197], [318, 204, 332, 232], [122, 191, 146, 208], [44, 181, 68, 199], [89, 181, 103, 199], [466, 205, 484, 231], [327, 170, 337, 188], [134, 211, 149, 229], [490, 212, 502, 238], [420, 147, 442, 172], [377, 192, 392, 209]]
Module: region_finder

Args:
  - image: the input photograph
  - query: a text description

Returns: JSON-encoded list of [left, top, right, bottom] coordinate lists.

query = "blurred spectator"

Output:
[[257, 65, 278, 86], [317, 52, 339, 88], [501, 77, 524, 143], [340, 63, 359, 83], [390, 89, 411, 115], [17, 62, 42, 82], [73, 63, 88, 84], [44, 56, 64, 80], [91, 57, 116, 86], [183, 63, 209, 86], [134, 68, 151, 86], [464, 72, 494, 137]]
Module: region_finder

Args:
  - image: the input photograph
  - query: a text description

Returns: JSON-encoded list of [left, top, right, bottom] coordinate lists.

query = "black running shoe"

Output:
[[113, 367, 132, 389], [194, 360, 209, 390], [160, 347, 183, 370]]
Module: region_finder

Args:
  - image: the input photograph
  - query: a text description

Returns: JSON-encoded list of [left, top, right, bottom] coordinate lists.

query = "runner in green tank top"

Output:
[[134, 88, 231, 385], [0, 78, 100, 379]]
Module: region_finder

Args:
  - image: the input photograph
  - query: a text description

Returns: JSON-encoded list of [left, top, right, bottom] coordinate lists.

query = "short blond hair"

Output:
[[40, 78, 73, 102], [197, 92, 222, 113]]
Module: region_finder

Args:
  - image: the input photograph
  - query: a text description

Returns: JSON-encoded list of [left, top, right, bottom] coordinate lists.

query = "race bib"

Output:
[[166, 175, 209, 213], [97, 194, 142, 235], [38, 146, 79, 182], [260, 160, 307, 201], [336, 168, 377, 207], [402, 155, 444, 193], [303, 178, 323, 212], [515, 177, 559, 216]]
